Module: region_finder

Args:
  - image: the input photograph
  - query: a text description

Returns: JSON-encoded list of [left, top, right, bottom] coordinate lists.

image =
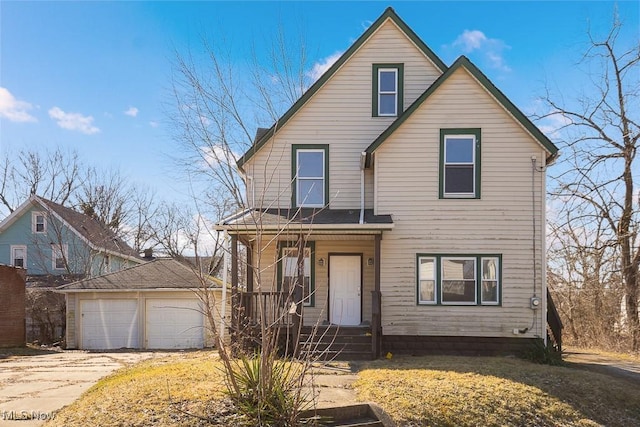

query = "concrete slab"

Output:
[[0, 350, 165, 427]]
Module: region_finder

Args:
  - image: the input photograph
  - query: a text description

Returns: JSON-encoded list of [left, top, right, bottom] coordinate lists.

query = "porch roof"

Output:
[[217, 208, 393, 234]]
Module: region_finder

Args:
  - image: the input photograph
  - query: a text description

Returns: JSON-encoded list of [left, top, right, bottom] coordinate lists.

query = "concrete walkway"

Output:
[[0, 351, 162, 427]]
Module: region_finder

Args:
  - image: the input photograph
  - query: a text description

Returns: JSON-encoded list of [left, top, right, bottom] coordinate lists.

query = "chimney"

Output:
[[143, 248, 153, 260]]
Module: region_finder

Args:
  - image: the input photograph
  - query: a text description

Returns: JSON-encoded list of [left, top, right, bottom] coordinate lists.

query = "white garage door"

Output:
[[81, 299, 139, 350], [145, 299, 204, 349]]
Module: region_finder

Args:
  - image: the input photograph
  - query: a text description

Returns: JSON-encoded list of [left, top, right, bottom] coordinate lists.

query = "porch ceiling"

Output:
[[217, 208, 393, 235]]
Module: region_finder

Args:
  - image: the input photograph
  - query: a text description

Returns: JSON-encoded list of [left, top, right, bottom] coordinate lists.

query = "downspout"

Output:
[[359, 152, 366, 224]]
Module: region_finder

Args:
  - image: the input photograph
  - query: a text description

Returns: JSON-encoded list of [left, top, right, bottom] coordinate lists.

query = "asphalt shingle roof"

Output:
[[57, 258, 220, 291], [222, 208, 393, 227]]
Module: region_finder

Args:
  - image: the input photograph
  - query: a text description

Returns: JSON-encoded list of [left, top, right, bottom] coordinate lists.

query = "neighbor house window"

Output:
[[52, 244, 68, 270], [11, 245, 26, 268], [292, 145, 328, 208], [440, 129, 481, 198], [32, 212, 46, 233], [417, 254, 501, 305], [278, 242, 315, 307], [372, 64, 404, 117]]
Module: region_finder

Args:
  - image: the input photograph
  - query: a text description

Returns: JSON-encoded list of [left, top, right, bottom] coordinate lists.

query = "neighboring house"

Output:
[[0, 195, 141, 279], [217, 8, 561, 358], [58, 258, 226, 350]]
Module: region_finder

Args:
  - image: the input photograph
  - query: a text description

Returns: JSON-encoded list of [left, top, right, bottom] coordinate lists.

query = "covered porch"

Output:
[[218, 208, 393, 359]]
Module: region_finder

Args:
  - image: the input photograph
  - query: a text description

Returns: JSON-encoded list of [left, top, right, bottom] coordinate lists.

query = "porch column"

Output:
[[245, 242, 253, 319], [372, 233, 382, 358], [291, 234, 304, 358], [231, 234, 239, 338]]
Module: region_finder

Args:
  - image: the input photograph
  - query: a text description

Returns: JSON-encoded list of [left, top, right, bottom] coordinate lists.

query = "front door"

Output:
[[329, 255, 361, 325]]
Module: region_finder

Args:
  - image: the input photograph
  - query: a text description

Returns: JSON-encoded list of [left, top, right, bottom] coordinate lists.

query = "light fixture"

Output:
[[318, 258, 325, 267], [367, 258, 374, 266]]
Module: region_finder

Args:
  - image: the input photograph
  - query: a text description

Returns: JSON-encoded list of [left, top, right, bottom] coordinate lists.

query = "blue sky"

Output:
[[1, 1, 638, 204]]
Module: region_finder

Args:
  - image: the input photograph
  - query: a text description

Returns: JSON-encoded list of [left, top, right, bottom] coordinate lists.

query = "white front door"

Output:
[[329, 255, 361, 326]]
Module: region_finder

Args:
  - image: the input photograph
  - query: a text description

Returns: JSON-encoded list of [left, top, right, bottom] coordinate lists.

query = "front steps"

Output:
[[299, 326, 373, 361]]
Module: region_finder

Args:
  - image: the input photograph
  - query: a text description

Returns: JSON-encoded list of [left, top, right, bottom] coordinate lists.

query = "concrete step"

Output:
[[300, 404, 387, 426]]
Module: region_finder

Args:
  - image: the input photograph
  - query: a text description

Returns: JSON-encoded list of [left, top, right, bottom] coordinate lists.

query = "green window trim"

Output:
[[277, 241, 316, 307], [291, 144, 329, 208], [372, 63, 404, 117], [439, 128, 481, 199], [416, 253, 502, 306]]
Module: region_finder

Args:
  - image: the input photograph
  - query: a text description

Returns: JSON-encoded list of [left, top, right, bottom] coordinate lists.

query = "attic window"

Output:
[[372, 64, 404, 117], [32, 212, 46, 233]]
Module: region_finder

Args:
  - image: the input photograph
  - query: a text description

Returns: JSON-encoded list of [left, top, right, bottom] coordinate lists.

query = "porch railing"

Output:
[[547, 289, 563, 352], [238, 291, 292, 327]]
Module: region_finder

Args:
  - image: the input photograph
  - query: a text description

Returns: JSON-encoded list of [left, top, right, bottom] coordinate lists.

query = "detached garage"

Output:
[[58, 258, 226, 350]]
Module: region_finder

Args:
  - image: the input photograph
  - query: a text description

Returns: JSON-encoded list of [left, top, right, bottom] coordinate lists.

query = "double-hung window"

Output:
[[292, 145, 328, 208], [32, 212, 46, 233], [417, 254, 501, 305], [52, 244, 68, 270], [372, 64, 404, 117], [278, 242, 315, 307], [440, 129, 481, 198], [11, 245, 26, 268]]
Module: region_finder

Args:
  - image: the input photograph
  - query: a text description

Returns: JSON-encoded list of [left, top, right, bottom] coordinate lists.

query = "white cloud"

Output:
[[450, 30, 511, 72], [149, 121, 159, 128], [537, 109, 573, 138], [201, 145, 239, 169], [0, 87, 37, 122], [307, 51, 343, 82], [48, 107, 100, 134], [124, 106, 139, 117]]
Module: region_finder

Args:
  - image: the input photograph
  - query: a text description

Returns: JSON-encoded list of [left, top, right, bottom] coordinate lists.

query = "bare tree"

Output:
[[539, 12, 639, 350]]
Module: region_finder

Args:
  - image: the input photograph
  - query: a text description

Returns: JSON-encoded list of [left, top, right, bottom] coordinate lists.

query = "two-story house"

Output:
[[217, 8, 561, 358], [0, 195, 141, 280]]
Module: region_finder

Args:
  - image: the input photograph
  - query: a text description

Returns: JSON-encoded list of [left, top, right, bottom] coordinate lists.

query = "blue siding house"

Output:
[[0, 196, 142, 279]]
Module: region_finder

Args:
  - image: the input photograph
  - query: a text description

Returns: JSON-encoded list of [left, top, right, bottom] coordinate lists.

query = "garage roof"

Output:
[[57, 258, 222, 291]]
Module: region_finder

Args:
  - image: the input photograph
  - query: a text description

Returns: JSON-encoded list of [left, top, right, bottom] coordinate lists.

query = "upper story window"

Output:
[[11, 245, 26, 268], [32, 212, 46, 233], [372, 64, 404, 117], [292, 144, 329, 208], [440, 129, 481, 198], [52, 244, 68, 270]]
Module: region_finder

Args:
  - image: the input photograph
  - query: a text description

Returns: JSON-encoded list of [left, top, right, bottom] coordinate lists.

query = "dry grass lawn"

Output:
[[355, 355, 640, 427], [44, 350, 640, 427]]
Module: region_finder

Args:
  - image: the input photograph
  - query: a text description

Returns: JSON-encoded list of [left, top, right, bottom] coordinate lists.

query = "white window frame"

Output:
[[441, 256, 477, 305], [377, 68, 398, 116], [52, 244, 68, 270], [295, 148, 325, 208], [281, 246, 313, 307], [32, 211, 46, 233], [481, 256, 500, 305], [417, 257, 437, 304], [443, 135, 476, 198], [11, 245, 27, 268]]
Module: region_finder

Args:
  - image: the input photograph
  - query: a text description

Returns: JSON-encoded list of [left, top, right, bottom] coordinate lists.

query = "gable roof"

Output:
[[365, 55, 559, 163], [0, 195, 141, 262], [236, 7, 447, 169], [56, 257, 222, 291]]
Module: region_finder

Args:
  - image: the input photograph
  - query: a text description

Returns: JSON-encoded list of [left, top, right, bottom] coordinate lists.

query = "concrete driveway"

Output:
[[0, 350, 163, 427]]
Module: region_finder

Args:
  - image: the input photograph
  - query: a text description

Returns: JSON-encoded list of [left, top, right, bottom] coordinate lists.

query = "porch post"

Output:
[[372, 233, 382, 358], [291, 234, 304, 358], [231, 234, 239, 340], [246, 242, 253, 319]]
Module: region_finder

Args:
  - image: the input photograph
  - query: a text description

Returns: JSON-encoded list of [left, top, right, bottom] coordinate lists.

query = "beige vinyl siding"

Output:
[[375, 67, 547, 338], [244, 19, 442, 209], [252, 238, 376, 326]]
